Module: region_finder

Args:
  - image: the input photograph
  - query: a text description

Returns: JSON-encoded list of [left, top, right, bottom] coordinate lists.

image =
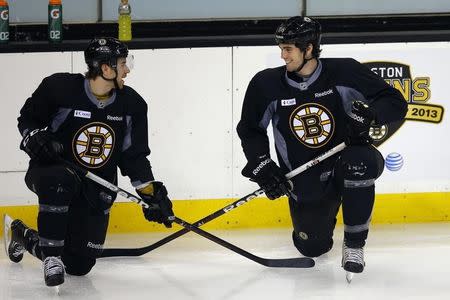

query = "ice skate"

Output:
[[43, 256, 65, 287], [342, 241, 365, 283], [3, 214, 28, 263]]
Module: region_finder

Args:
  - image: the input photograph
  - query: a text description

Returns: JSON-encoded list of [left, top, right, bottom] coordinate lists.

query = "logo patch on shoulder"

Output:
[[74, 110, 91, 119], [281, 98, 296, 106]]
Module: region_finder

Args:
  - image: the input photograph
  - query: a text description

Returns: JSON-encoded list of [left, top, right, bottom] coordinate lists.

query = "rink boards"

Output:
[[0, 42, 448, 233]]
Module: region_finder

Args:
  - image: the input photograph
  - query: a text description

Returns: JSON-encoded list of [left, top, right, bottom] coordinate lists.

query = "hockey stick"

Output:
[[65, 163, 322, 268], [100, 142, 346, 257]]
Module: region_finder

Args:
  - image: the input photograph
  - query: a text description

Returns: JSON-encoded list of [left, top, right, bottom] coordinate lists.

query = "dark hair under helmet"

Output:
[[84, 37, 128, 69], [275, 16, 322, 58]]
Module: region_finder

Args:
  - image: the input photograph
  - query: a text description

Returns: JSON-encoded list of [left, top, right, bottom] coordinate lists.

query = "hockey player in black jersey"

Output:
[[237, 16, 407, 281], [5, 37, 174, 287]]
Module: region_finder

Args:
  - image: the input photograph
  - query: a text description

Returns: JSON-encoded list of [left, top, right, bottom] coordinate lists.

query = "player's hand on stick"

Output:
[[20, 127, 64, 163], [137, 181, 174, 228], [242, 155, 292, 200], [346, 101, 376, 146]]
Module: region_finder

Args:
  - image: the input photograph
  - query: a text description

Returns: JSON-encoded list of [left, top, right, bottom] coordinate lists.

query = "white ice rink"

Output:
[[1, 223, 450, 300]]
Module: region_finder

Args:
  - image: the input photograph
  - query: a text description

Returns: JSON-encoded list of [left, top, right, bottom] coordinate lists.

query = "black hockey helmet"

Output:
[[84, 37, 128, 69], [275, 16, 322, 58]]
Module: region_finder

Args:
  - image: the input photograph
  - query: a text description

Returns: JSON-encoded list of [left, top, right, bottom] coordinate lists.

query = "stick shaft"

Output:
[[100, 142, 346, 257], [100, 189, 264, 257], [80, 168, 314, 267], [173, 217, 314, 268]]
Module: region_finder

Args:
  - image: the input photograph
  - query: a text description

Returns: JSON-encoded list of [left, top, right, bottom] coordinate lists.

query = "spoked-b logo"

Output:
[[72, 122, 115, 169]]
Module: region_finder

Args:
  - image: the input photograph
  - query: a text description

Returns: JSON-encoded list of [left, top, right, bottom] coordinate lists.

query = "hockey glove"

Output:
[[346, 101, 377, 146], [242, 155, 292, 200], [20, 127, 64, 163], [137, 181, 174, 228]]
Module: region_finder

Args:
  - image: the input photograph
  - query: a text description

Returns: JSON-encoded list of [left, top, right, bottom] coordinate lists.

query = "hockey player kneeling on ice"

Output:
[[6, 37, 174, 288], [236, 16, 407, 281]]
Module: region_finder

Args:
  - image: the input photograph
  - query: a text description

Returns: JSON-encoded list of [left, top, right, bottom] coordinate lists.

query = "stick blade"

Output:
[[264, 257, 315, 268]]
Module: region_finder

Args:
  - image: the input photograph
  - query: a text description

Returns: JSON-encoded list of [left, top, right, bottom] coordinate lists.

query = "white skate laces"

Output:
[[5, 218, 28, 263], [342, 242, 365, 283], [10, 241, 25, 258], [342, 244, 364, 268], [43, 256, 65, 287]]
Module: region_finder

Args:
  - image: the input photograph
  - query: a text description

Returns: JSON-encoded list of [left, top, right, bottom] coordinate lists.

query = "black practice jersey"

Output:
[[18, 73, 154, 187], [237, 58, 407, 201]]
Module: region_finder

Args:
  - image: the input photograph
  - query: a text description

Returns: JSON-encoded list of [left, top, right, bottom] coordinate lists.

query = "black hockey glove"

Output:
[[137, 181, 174, 228], [242, 155, 292, 200], [20, 127, 64, 163], [346, 101, 377, 146]]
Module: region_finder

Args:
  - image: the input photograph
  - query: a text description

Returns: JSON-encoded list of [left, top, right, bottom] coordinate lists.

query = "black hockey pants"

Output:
[[25, 162, 111, 276], [289, 145, 384, 257]]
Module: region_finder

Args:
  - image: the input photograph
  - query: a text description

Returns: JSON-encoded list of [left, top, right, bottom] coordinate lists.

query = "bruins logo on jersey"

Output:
[[289, 103, 334, 148], [72, 122, 115, 168]]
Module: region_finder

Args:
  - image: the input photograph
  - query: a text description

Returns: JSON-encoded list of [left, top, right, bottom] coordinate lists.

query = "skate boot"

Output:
[[43, 256, 65, 287], [3, 215, 38, 263], [342, 240, 365, 283]]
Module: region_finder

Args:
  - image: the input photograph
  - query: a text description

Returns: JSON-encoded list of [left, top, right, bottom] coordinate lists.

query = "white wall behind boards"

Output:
[[0, 52, 72, 205], [232, 46, 288, 196], [73, 48, 235, 200], [0, 42, 449, 206]]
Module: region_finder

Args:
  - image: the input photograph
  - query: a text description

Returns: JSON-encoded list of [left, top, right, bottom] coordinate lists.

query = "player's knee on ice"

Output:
[[288, 195, 339, 257], [292, 231, 333, 257], [62, 252, 96, 276]]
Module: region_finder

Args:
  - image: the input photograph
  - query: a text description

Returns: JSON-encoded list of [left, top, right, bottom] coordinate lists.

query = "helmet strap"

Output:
[[100, 66, 120, 89], [296, 52, 313, 73]]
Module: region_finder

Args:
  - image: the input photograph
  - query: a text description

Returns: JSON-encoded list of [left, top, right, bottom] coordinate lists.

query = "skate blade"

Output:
[[46, 284, 63, 295], [3, 214, 13, 257], [346, 271, 354, 283]]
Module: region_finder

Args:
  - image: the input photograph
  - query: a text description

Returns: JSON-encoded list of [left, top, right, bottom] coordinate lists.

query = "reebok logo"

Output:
[[107, 115, 123, 121], [87, 242, 103, 250], [315, 89, 333, 98], [252, 158, 271, 176], [223, 198, 253, 213], [349, 112, 365, 124]]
